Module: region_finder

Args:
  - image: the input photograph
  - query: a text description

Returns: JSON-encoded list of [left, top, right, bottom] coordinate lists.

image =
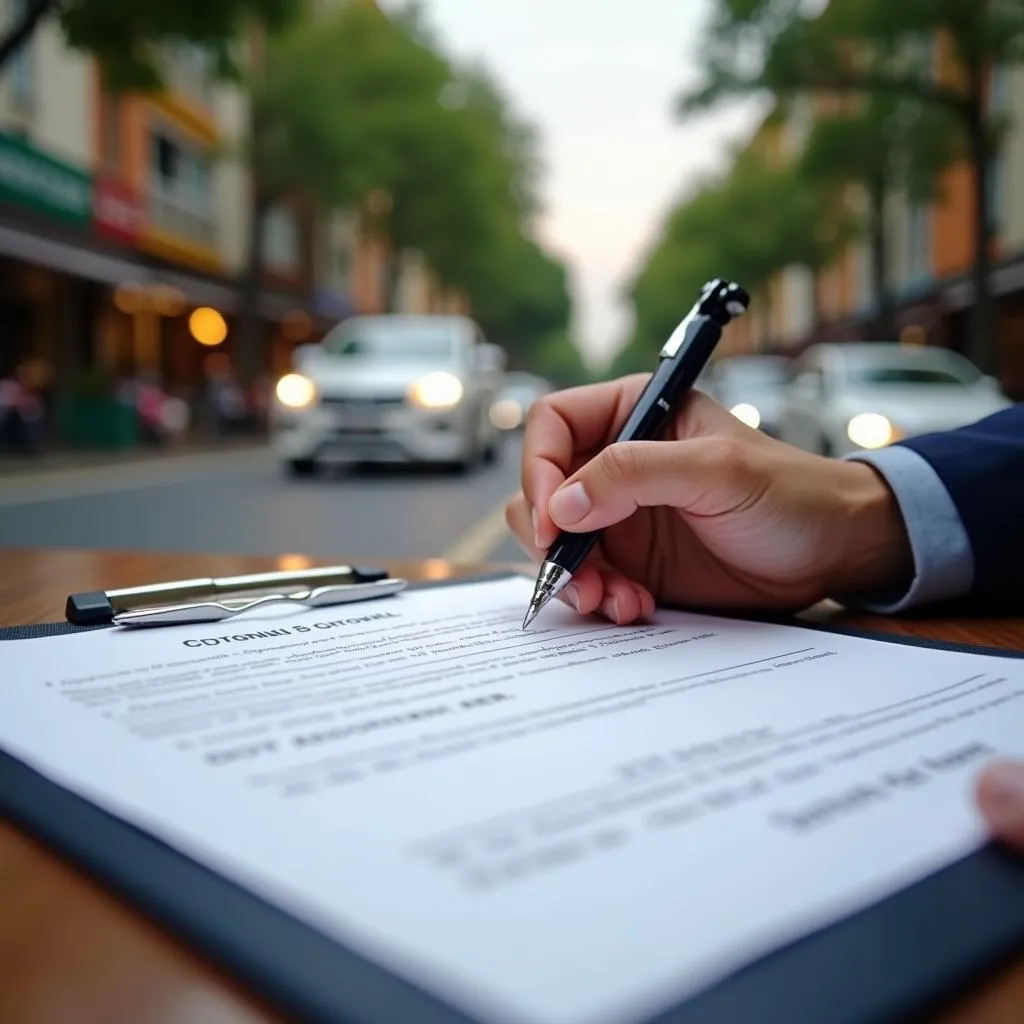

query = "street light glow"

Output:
[[190, 307, 228, 346]]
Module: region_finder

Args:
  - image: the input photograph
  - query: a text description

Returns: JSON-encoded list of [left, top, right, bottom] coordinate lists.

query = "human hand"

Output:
[[508, 376, 1023, 854], [977, 761, 1024, 851], [505, 374, 914, 624]]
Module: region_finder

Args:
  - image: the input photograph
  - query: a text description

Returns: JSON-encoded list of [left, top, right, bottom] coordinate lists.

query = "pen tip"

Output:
[[522, 605, 538, 630]]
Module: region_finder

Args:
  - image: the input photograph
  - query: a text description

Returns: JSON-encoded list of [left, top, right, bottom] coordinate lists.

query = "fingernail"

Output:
[[983, 763, 1024, 824], [601, 595, 621, 624], [531, 506, 541, 547], [563, 584, 580, 610], [549, 481, 591, 525]]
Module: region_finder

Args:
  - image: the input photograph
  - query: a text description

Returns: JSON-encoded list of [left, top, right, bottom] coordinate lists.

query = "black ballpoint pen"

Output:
[[522, 278, 750, 629]]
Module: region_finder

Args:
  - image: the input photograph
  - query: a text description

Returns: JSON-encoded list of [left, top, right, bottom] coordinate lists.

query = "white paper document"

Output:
[[1, 576, 1022, 1024]]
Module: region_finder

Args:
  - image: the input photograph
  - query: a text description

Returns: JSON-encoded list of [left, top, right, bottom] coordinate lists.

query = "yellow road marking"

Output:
[[443, 495, 515, 563]]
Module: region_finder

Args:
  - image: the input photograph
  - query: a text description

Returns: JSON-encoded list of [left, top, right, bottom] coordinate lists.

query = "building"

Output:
[[0, 2, 471, 444], [738, 32, 1024, 397], [0, 9, 354, 439]]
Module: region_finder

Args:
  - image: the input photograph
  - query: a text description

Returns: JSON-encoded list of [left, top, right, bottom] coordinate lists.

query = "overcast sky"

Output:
[[410, 0, 764, 367]]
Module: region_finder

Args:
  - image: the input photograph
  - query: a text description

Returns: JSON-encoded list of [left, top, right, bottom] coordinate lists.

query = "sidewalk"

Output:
[[0, 436, 267, 479]]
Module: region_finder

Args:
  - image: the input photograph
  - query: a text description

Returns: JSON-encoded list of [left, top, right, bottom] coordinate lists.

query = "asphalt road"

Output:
[[0, 437, 528, 565]]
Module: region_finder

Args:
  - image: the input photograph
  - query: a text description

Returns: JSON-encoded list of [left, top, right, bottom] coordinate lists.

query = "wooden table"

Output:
[[1, 547, 1022, 1024]]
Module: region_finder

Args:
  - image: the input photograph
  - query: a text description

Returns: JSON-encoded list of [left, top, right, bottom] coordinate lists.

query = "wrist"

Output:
[[829, 459, 914, 598]]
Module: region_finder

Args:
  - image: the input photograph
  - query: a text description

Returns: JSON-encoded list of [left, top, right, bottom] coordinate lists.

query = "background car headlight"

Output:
[[847, 412, 896, 449], [275, 373, 316, 409], [730, 403, 760, 429], [409, 371, 463, 409], [490, 398, 524, 430]]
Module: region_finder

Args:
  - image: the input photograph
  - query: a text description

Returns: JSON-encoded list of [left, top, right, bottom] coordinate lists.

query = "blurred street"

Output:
[[0, 0, 1022, 572], [0, 440, 525, 564]]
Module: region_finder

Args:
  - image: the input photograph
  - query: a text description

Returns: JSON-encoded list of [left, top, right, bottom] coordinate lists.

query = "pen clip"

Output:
[[111, 579, 408, 628]]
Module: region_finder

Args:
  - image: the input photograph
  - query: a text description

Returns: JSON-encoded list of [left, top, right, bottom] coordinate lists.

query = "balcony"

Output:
[[145, 186, 217, 250]]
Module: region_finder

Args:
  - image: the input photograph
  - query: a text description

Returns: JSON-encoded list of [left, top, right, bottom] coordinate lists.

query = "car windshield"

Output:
[[843, 356, 980, 388], [322, 321, 460, 363]]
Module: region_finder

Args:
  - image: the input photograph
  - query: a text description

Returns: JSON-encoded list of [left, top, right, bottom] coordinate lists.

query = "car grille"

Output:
[[319, 395, 406, 408]]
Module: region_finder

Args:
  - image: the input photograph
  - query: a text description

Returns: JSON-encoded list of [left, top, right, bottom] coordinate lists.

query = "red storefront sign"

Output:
[[93, 175, 142, 246]]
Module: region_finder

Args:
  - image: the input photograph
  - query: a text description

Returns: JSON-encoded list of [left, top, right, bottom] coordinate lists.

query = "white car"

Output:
[[489, 371, 552, 431], [778, 342, 1012, 457], [703, 355, 790, 437], [271, 314, 505, 475]]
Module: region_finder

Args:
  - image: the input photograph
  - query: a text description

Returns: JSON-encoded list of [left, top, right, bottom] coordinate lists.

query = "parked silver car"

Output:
[[271, 314, 505, 475], [703, 355, 790, 437], [777, 342, 1011, 457], [489, 372, 552, 432]]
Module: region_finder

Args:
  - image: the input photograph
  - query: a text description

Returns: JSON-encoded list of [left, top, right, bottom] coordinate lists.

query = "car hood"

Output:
[[835, 386, 1012, 436], [307, 360, 460, 399]]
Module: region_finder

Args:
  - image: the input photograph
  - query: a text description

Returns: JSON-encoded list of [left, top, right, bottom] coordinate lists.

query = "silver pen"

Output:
[[66, 564, 393, 626], [111, 578, 408, 628]]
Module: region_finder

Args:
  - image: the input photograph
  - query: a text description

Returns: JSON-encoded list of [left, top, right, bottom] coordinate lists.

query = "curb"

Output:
[[0, 441, 266, 480]]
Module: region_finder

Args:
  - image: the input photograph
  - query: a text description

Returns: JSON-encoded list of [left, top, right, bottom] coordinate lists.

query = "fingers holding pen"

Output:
[[505, 493, 654, 625], [520, 377, 650, 549]]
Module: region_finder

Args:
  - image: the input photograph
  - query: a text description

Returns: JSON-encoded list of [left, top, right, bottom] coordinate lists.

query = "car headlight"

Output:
[[730, 403, 761, 429], [275, 373, 317, 409], [490, 398, 524, 430], [409, 371, 463, 409], [847, 412, 899, 449]]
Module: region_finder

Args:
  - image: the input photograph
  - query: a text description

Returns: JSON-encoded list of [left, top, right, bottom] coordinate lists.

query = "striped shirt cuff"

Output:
[[838, 445, 975, 612]]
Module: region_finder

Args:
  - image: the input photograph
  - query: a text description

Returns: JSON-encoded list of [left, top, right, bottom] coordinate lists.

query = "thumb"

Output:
[[976, 760, 1024, 850], [547, 438, 759, 533]]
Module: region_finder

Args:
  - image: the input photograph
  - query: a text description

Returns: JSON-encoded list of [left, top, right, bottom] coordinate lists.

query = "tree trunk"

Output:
[[808, 268, 822, 336], [964, 79, 996, 374], [0, 0, 55, 72], [868, 178, 894, 341], [238, 184, 271, 388], [758, 295, 772, 351]]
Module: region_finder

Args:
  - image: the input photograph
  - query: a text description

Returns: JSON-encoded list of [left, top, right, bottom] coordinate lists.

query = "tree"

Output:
[[617, 146, 847, 374], [0, 0, 297, 87], [244, 2, 570, 379], [474, 239, 572, 368], [798, 91, 959, 338], [531, 331, 591, 389], [241, 1, 453, 378], [679, 0, 1024, 372]]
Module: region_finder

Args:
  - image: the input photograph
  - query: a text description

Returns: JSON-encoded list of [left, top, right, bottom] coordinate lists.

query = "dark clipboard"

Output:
[[2, 571, 1024, 1024]]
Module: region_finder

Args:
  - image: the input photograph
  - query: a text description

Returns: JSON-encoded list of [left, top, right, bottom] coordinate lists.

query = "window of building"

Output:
[[7, 0, 35, 110], [147, 126, 215, 246]]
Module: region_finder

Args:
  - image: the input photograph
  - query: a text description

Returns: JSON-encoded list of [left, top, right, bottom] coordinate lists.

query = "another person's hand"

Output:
[[977, 761, 1024, 852], [506, 374, 913, 624]]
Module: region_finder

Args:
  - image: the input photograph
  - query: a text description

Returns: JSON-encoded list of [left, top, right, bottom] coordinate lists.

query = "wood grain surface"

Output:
[[1, 547, 1021, 1024]]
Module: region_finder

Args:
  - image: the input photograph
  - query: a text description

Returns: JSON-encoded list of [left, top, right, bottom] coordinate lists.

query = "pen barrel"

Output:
[[544, 317, 723, 579], [106, 566, 362, 613], [615, 317, 722, 444]]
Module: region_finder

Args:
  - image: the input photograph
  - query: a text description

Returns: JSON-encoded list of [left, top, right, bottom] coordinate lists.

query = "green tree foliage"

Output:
[[247, 1, 572, 377], [679, 0, 1024, 371], [0, 0, 297, 86], [530, 331, 591, 389], [475, 239, 573, 370], [798, 91, 959, 338], [612, 147, 846, 375]]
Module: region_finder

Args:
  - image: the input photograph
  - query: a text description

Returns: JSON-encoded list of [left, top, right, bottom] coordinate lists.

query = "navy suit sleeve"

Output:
[[896, 403, 1024, 607]]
